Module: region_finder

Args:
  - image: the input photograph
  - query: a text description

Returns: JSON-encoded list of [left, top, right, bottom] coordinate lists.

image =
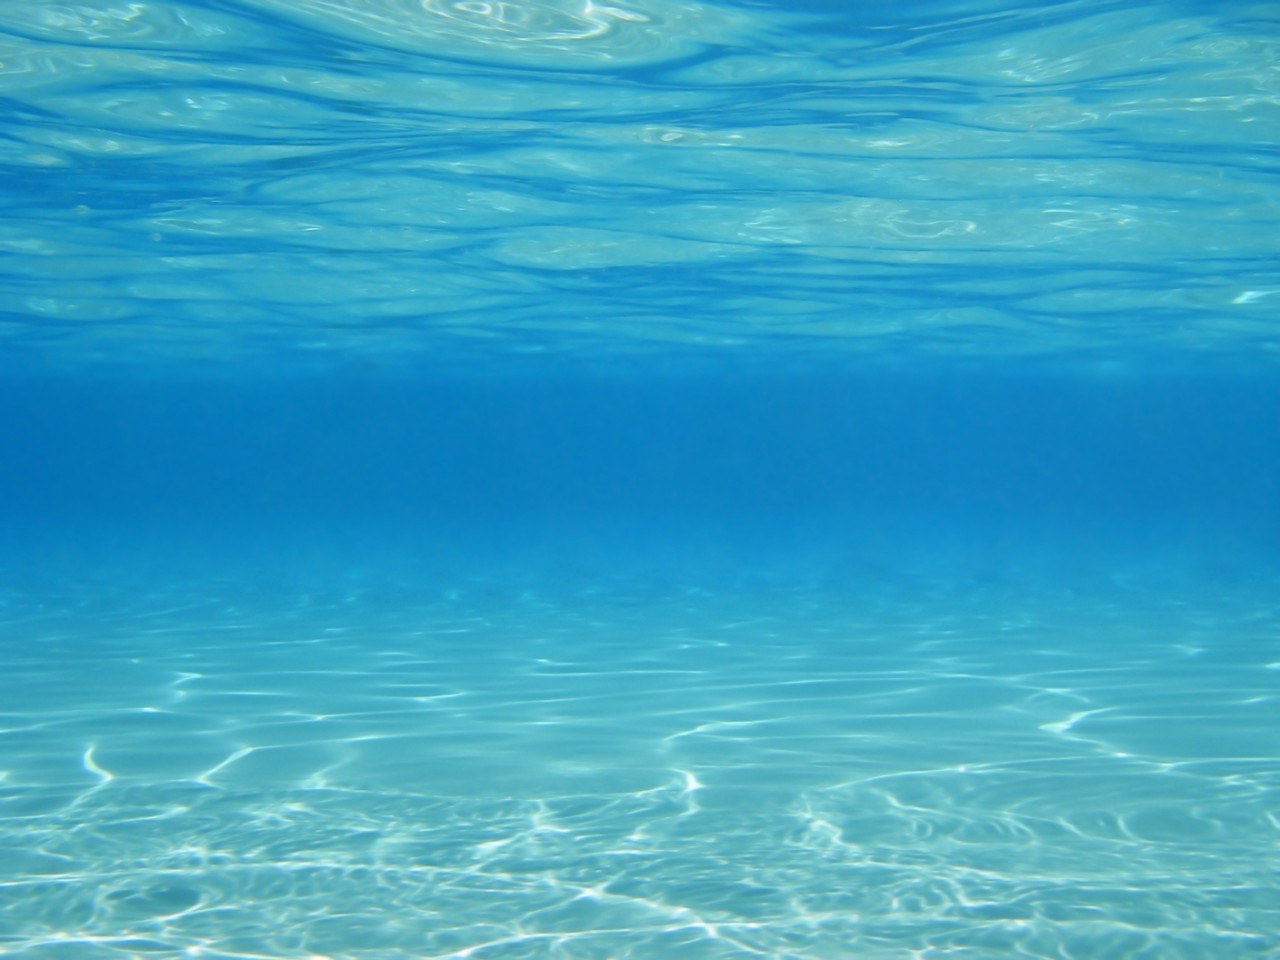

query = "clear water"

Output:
[[2, 2, 1279, 959]]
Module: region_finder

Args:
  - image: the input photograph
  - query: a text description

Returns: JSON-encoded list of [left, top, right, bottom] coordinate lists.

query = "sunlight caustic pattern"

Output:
[[2, 577, 1277, 958]]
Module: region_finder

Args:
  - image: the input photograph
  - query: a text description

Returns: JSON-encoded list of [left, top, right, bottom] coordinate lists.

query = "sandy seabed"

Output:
[[1, 570, 1277, 959]]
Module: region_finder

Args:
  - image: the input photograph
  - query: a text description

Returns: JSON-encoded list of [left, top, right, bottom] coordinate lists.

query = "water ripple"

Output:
[[0, 0, 1276, 367], [249, 0, 748, 70], [1, 575, 1277, 957]]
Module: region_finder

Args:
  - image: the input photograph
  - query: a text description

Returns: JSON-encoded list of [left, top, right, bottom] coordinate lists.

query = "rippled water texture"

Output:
[[2, 3, 1279, 958], [0, 0, 1276, 367], [2, 577, 1278, 959]]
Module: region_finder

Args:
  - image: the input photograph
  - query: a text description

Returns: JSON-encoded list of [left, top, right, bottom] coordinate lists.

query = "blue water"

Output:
[[2, 1, 1279, 958]]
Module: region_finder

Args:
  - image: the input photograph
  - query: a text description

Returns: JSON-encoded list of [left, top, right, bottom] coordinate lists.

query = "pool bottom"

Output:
[[1, 570, 1276, 959]]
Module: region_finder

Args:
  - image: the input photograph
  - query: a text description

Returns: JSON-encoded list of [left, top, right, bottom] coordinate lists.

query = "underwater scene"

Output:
[[1, 1, 1278, 958]]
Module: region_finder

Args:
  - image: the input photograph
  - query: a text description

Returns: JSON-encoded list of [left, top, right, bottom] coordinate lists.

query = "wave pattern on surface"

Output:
[[0, 0, 1276, 368]]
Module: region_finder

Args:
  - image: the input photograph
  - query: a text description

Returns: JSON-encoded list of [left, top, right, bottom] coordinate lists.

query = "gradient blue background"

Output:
[[4, 364, 1277, 591]]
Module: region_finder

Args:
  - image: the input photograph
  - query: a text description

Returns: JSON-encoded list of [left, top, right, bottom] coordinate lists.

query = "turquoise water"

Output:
[[2, 2, 1280, 958], [3, 578, 1278, 958], [2, 0, 1276, 368]]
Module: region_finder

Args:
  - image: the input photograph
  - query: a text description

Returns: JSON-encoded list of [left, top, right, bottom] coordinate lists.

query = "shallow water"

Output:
[[3, 0, 1280, 957], [1, 0, 1276, 370], [2, 570, 1277, 959]]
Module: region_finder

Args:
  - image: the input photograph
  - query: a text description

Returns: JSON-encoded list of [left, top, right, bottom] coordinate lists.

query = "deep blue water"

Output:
[[2, 1, 1279, 958], [4, 368, 1280, 587]]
